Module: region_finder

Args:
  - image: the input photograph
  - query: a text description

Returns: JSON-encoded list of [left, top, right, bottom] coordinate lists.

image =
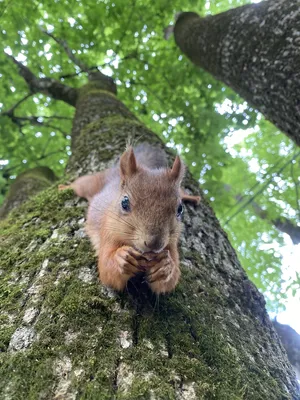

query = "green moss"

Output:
[[78, 81, 117, 99], [0, 149, 296, 398], [0, 182, 122, 397], [0, 166, 58, 220], [0, 326, 15, 352], [78, 88, 117, 100], [71, 114, 165, 174]]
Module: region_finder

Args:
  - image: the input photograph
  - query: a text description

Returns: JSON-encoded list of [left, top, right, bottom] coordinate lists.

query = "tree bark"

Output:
[[0, 166, 56, 219], [274, 320, 300, 381], [173, 1, 300, 146], [0, 73, 299, 399]]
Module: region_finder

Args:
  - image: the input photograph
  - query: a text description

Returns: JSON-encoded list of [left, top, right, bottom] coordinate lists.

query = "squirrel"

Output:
[[59, 144, 200, 294]]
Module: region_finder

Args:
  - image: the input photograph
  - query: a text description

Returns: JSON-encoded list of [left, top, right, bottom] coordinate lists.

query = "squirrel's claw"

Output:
[[115, 246, 146, 277], [58, 184, 71, 191]]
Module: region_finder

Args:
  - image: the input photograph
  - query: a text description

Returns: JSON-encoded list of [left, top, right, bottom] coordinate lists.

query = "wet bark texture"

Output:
[[0, 73, 299, 399], [174, 1, 300, 146]]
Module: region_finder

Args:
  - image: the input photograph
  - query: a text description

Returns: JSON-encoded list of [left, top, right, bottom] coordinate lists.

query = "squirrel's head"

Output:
[[111, 147, 185, 253]]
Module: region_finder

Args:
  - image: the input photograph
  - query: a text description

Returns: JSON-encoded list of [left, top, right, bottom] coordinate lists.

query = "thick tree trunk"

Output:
[[0, 73, 299, 399], [173, 1, 300, 146]]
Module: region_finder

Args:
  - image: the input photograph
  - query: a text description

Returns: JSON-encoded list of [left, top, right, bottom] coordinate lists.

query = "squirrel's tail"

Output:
[[133, 143, 168, 169]]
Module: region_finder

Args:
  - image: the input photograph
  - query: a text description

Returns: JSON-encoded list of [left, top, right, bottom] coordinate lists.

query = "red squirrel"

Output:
[[59, 144, 200, 294]]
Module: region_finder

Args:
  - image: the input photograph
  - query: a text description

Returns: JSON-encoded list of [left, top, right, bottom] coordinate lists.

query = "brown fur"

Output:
[[59, 145, 200, 293]]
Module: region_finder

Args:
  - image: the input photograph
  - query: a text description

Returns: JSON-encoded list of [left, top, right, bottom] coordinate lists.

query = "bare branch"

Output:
[[41, 29, 89, 73], [5, 53, 78, 106]]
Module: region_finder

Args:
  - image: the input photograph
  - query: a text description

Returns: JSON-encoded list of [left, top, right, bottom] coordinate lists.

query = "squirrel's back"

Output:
[[125, 143, 168, 170]]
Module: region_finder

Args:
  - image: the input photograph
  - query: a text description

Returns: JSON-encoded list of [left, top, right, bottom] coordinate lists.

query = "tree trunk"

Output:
[[0, 166, 56, 219], [274, 320, 300, 381], [0, 73, 299, 400], [173, 1, 300, 146]]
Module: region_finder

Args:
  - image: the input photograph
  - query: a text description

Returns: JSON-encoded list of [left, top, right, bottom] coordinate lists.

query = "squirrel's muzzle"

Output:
[[144, 235, 164, 252]]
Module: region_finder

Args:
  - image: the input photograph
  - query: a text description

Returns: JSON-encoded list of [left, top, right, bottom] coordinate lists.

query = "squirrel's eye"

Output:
[[121, 195, 130, 212], [177, 203, 183, 218]]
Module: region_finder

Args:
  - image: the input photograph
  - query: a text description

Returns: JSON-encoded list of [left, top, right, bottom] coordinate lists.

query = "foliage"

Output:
[[0, 0, 299, 312]]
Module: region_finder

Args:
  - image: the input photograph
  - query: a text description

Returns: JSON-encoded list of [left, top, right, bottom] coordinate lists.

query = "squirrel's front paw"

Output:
[[114, 246, 146, 278], [146, 250, 180, 294]]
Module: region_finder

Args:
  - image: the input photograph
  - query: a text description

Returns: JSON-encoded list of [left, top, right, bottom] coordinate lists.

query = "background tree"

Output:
[[0, 0, 299, 326], [274, 319, 300, 381], [1, 14, 299, 400], [172, 1, 300, 146]]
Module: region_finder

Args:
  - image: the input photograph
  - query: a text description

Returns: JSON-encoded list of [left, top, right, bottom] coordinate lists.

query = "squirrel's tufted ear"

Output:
[[120, 147, 138, 181], [170, 155, 185, 184]]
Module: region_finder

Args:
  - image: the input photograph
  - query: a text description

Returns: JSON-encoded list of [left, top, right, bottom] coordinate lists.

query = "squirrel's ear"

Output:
[[120, 147, 138, 181], [170, 155, 185, 184]]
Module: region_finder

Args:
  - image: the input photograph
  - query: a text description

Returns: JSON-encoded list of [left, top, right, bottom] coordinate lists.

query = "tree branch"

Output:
[[221, 156, 285, 221], [39, 31, 116, 92], [225, 187, 300, 245], [250, 201, 300, 245], [59, 66, 98, 80], [41, 29, 90, 73], [224, 151, 300, 226], [5, 53, 78, 106], [3, 114, 69, 137], [2, 93, 33, 116], [59, 51, 139, 80]]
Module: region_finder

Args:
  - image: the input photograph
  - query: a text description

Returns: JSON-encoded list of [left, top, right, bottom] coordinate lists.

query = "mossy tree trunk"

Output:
[[173, 1, 300, 146], [0, 167, 57, 220], [0, 70, 299, 399]]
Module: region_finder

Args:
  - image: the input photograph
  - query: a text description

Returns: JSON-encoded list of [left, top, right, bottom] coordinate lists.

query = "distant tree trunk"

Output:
[[173, 1, 300, 146], [274, 320, 300, 381], [0, 70, 299, 399], [0, 166, 56, 219]]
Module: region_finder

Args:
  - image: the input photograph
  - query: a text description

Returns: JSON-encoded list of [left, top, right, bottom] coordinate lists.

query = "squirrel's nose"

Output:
[[144, 236, 163, 252]]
